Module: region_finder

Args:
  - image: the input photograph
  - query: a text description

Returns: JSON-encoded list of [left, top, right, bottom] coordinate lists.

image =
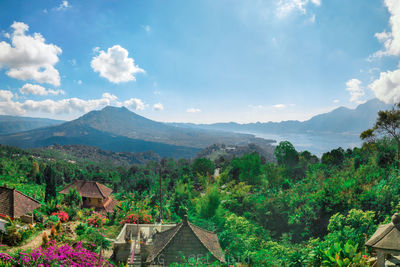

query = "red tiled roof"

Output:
[[146, 216, 225, 263], [0, 186, 41, 218], [59, 180, 112, 199], [103, 197, 118, 213]]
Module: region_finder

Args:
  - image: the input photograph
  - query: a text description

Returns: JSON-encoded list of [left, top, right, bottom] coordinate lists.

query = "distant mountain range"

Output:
[[0, 115, 64, 134], [0, 106, 274, 159], [170, 98, 391, 135], [0, 99, 391, 158]]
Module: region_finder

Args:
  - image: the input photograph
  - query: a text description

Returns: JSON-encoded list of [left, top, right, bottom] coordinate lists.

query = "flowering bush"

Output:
[[87, 212, 107, 228], [0, 241, 111, 266], [120, 210, 153, 225], [52, 211, 69, 222]]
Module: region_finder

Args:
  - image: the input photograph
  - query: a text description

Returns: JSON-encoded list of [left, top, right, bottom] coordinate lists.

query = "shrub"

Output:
[[52, 211, 69, 222], [88, 212, 107, 228], [0, 241, 111, 266], [75, 223, 88, 236], [119, 210, 153, 225]]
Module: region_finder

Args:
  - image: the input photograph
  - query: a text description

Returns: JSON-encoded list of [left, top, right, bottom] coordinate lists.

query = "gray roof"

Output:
[[146, 216, 225, 263], [366, 213, 400, 251]]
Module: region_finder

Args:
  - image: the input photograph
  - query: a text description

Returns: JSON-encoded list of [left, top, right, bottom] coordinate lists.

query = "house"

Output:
[[59, 180, 118, 213], [0, 185, 41, 227], [113, 215, 225, 266], [365, 212, 400, 267], [146, 216, 225, 266]]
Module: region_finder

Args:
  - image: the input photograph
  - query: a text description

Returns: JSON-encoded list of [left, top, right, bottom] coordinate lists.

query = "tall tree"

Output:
[[274, 141, 299, 168], [361, 103, 400, 165], [44, 165, 57, 202]]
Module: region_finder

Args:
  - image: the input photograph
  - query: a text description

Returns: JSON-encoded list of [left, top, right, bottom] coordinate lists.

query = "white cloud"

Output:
[[333, 99, 339, 103], [309, 14, 316, 23], [20, 83, 64, 96], [55, 1, 70, 11], [276, 0, 321, 18], [273, 104, 286, 109], [142, 25, 151, 33], [153, 103, 164, 111], [0, 91, 146, 116], [311, 0, 320, 6], [186, 108, 201, 113], [372, 0, 400, 57], [123, 98, 145, 110], [346, 79, 365, 103], [77, 80, 82, 85], [369, 68, 400, 104], [0, 22, 62, 86], [91, 45, 145, 83], [0, 90, 13, 102]]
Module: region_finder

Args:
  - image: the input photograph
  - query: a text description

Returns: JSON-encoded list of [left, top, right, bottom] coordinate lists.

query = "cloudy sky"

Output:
[[0, 0, 399, 123]]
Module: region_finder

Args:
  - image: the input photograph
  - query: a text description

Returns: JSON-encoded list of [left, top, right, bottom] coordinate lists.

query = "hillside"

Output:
[[0, 115, 64, 134], [32, 144, 161, 166], [0, 106, 274, 159]]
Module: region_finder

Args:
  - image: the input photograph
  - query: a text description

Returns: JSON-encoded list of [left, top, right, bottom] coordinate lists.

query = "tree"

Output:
[[192, 158, 215, 177], [321, 147, 345, 166], [274, 141, 299, 168], [230, 153, 262, 185], [361, 103, 400, 165], [44, 165, 57, 202]]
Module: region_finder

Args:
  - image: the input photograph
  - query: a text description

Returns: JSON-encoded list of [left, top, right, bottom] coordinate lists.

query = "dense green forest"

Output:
[[1, 107, 400, 266]]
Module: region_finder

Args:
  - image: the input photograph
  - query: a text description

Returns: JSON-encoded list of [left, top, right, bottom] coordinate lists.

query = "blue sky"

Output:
[[0, 0, 399, 123]]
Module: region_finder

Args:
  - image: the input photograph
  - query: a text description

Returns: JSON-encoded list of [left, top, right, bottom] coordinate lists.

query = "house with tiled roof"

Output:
[[113, 215, 225, 266], [59, 180, 118, 213], [145, 215, 225, 266], [0, 185, 41, 226]]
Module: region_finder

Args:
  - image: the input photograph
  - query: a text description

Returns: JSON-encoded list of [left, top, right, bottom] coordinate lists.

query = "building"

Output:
[[113, 215, 225, 266], [59, 180, 118, 213], [146, 216, 225, 266], [0, 185, 41, 229], [365, 213, 400, 267]]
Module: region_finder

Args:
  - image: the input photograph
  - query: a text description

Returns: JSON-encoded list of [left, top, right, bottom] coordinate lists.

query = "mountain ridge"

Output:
[[169, 98, 391, 135], [0, 106, 274, 159]]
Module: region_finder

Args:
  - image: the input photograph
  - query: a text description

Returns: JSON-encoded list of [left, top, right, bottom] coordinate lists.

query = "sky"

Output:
[[0, 0, 399, 123]]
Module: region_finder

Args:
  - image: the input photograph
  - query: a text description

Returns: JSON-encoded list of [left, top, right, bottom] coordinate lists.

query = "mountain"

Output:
[[0, 115, 64, 134], [66, 106, 271, 148], [0, 106, 274, 159], [171, 99, 392, 135]]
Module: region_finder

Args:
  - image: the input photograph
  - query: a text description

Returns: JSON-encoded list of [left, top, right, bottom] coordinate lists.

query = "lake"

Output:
[[244, 131, 362, 157]]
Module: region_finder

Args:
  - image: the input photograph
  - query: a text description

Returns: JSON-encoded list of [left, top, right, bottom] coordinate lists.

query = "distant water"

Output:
[[243, 132, 362, 157]]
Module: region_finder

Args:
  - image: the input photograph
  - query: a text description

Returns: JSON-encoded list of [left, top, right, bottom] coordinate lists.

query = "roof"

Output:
[[103, 197, 118, 213], [146, 216, 225, 263], [366, 213, 400, 251], [59, 180, 112, 199], [0, 186, 41, 218]]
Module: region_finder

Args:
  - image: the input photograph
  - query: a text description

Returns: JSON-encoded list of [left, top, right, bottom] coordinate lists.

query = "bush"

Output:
[[52, 211, 69, 222], [87, 212, 107, 228], [0, 241, 111, 266]]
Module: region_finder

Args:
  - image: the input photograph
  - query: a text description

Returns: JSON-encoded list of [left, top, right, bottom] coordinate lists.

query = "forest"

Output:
[[0, 106, 399, 266]]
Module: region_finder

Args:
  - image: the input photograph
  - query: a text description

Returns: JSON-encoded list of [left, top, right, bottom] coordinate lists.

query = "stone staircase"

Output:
[[127, 235, 141, 267]]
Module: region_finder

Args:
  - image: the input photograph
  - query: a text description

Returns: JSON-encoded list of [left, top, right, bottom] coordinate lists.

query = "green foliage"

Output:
[[325, 209, 376, 248], [192, 158, 215, 177], [197, 186, 221, 219], [230, 153, 262, 185], [274, 141, 299, 167], [322, 147, 345, 166], [322, 240, 369, 267], [44, 164, 57, 202]]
